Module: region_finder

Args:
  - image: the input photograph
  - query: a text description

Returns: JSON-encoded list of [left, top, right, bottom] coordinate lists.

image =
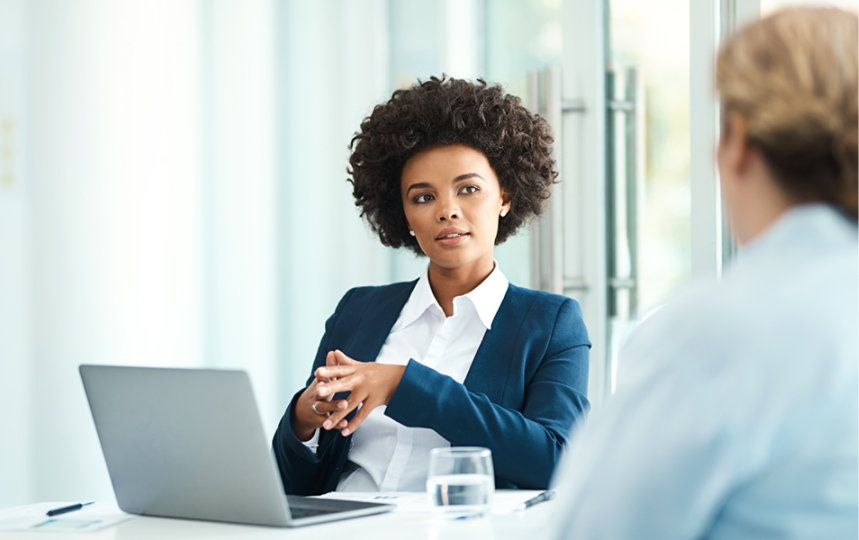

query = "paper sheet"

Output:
[[0, 501, 132, 532], [317, 489, 539, 515]]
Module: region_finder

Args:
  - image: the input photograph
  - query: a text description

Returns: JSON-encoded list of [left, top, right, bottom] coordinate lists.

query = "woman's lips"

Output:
[[435, 231, 470, 246]]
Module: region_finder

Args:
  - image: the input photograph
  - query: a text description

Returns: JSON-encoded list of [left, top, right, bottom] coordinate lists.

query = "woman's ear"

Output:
[[721, 113, 751, 178], [500, 189, 512, 217]]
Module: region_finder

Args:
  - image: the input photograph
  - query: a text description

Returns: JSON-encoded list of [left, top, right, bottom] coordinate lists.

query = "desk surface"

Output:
[[0, 491, 557, 540]]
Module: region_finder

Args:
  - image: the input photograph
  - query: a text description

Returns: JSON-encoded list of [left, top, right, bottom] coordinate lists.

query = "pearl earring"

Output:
[[409, 230, 416, 236], [500, 208, 509, 217]]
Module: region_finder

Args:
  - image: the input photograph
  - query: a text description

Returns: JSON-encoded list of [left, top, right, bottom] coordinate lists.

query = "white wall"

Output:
[[0, 0, 32, 506], [274, 0, 392, 402], [0, 0, 396, 507], [24, 0, 204, 503], [200, 0, 281, 433], [201, 0, 394, 434]]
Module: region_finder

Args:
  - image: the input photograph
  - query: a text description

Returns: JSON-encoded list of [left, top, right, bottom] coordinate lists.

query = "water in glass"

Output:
[[426, 447, 494, 515]]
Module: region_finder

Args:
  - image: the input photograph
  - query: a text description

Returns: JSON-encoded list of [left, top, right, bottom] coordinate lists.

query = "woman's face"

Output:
[[400, 144, 510, 277]]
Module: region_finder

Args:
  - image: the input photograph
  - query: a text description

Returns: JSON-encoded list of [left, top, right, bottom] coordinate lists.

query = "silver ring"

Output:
[[311, 401, 326, 416]]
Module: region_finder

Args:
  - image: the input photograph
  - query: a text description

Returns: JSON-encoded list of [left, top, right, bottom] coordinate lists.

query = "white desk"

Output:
[[0, 491, 557, 540]]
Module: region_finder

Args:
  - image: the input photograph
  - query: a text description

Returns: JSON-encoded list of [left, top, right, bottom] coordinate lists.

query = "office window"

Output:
[[608, 0, 692, 316], [762, 0, 858, 13]]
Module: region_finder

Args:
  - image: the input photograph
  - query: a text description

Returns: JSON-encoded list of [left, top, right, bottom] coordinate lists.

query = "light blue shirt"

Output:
[[551, 204, 858, 539]]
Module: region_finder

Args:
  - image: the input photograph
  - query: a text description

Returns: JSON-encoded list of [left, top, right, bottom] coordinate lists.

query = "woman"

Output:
[[551, 7, 857, 539], [272, 77, 590, 495]]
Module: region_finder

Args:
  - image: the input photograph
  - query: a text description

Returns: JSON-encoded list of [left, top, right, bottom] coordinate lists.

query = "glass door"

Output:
[[558, 1, 730, 404], [604, 1, 693, 391]]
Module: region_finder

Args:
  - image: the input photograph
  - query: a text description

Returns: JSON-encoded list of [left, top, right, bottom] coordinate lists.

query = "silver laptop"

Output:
[[79, 364, 393, 527]]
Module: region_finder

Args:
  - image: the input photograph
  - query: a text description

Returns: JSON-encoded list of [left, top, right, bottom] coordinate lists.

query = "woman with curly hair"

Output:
[[272, 76, 590, 495]]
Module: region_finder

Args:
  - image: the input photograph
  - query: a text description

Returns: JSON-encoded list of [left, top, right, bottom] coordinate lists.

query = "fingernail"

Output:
[[338, 401, 347, 409], [323, 421, 331, 429], [341, 428, 350, 436], [317, 386, 327, 395]]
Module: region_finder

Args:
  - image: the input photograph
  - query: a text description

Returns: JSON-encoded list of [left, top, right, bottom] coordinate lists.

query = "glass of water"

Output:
[[426, 446, 494, 516]]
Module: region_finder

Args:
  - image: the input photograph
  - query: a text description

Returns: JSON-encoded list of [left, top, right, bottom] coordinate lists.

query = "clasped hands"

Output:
[[294, 350, 406, 442]]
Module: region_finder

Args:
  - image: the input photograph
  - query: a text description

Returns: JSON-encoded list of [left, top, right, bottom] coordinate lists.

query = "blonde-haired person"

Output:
[[550, 7, 857, 539]]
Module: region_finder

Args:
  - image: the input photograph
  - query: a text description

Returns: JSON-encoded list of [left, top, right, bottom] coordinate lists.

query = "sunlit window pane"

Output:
[[762, 0, 858, 15], [609, 1, 691, 313]]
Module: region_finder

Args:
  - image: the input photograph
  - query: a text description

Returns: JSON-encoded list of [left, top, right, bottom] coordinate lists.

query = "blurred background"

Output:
[[0, 0, 854, 507]]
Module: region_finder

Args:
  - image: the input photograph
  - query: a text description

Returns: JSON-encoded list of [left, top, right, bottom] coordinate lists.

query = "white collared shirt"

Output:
[[332, 264, 509, 492]]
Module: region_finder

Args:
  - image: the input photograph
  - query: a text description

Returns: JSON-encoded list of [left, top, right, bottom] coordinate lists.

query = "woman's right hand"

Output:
[[293, 352, 350, 441]]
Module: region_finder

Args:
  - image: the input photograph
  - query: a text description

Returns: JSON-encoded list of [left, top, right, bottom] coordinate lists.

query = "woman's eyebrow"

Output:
[[453, 173, 484, 183], [404, 181, 432, 194], [404, 173, 484, 194]]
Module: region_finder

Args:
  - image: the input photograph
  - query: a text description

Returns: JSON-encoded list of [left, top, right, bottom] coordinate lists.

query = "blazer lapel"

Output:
[[463, 286, 527, 401]]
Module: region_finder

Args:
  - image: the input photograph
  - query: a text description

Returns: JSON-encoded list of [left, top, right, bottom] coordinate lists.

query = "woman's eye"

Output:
[[414, 193, 434, 203], [460, 185, 479, 195]]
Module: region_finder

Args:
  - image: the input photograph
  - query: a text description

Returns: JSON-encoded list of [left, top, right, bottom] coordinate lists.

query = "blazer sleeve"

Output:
[[271, 289, 356, 496], [384, 296, 590, 490]]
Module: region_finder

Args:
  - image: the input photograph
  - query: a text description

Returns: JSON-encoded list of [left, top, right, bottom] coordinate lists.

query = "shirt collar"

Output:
[[460, 263, 509, 330], [739, 203, 857, 262], [396, 263, 510, 331], [396, 272, 442, 330]]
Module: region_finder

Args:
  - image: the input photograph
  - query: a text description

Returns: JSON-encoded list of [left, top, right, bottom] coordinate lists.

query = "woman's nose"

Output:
[[438, 202, 460, 221]]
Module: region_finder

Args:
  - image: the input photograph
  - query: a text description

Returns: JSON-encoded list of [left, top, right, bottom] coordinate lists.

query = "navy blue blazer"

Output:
[[272, 280, 590, 494]]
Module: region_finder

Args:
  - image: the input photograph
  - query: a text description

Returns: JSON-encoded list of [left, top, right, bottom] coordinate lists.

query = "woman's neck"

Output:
[[731, 161, 796, 246], [427, 260, 495, 317]]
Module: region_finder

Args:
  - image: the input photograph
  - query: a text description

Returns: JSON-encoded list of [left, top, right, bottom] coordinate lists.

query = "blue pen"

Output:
[[46, 502, 94, 517], [516, 490, 555, 511]]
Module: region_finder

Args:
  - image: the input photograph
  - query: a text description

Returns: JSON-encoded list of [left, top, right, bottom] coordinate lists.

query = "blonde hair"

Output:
[[716, 7, 858, 221]]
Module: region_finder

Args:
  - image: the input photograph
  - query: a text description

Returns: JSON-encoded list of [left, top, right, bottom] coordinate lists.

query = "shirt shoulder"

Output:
[[617, 232, 857, 438]]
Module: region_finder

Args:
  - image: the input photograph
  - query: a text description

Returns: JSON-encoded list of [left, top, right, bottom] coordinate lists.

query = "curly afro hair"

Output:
[[348, 75, 558, 255]]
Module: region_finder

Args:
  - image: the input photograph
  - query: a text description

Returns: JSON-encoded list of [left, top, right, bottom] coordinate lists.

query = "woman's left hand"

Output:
[[313, 349, 405, 437]]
